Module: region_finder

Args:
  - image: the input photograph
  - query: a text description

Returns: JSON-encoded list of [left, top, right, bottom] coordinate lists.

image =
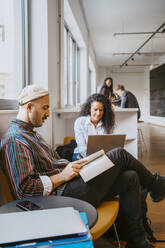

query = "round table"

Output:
[[0, 195, 98, 228]]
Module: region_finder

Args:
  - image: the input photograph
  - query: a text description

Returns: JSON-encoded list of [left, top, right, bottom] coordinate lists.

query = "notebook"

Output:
[[87, 134, 126, 155], [0, 207, 88, 246]]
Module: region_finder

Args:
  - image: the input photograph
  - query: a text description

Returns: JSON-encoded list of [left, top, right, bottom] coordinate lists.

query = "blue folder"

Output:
[[5, 212, 94, 248]]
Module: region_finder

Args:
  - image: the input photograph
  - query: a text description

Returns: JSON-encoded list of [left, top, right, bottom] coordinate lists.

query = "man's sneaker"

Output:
[[150, 173, 165, 202], [126, 240, 155, 248]]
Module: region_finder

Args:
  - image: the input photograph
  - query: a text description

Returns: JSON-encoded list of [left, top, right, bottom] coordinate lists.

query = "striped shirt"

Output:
[[0, 119, 67, 199]]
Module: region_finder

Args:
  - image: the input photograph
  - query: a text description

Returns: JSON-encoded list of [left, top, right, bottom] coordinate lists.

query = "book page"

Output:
[[81, 149, 105, 167], [80, 153, 114, 182]]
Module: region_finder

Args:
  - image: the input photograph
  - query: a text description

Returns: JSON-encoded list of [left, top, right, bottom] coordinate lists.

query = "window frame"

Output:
[[64, 24, 80, 107], [0, 0, 29, 110]]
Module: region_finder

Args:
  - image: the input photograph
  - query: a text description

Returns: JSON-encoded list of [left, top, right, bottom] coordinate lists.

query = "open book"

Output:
[[80, 149, 114, 182]]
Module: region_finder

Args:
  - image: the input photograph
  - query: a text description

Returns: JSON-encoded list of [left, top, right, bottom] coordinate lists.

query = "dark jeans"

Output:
[[63, 148, 154, 242], [63, 148, 154, 207]]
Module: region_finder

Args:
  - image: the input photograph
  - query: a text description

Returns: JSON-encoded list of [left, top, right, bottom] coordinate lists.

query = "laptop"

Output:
[[0, 207, 88, 246], [87, 134, 126, 155]]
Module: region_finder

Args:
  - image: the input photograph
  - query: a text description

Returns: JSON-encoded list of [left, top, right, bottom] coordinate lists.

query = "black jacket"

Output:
[[99, 85, 113, 99], [121, 91, 141, 119]]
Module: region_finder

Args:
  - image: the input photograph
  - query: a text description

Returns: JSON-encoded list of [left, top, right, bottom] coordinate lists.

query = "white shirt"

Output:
[[74, 116, 107, 156]]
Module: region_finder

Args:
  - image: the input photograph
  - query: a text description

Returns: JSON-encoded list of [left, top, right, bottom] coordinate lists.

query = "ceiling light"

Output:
[[161, 28, 165, 33], [120, 22, 165, 68]]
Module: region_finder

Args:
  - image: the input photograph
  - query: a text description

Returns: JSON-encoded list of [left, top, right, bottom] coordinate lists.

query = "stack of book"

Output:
[[0, 208, 94, 248]]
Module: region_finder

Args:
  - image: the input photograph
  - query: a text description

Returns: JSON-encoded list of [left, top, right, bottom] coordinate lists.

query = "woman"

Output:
[[73, 93, 115, 160], [72, 93, 159, 248], [99, 77, 113, 99]]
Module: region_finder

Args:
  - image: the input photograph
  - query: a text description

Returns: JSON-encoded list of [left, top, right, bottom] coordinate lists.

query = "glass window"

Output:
[[88, 58, 96, 95], [64, 25, 80, 106], [88, 69, 92, 95], [0, 0, 27, 108]]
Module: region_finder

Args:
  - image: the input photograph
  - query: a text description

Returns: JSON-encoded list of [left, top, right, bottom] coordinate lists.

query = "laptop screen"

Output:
[[87, 134, 126, 155]]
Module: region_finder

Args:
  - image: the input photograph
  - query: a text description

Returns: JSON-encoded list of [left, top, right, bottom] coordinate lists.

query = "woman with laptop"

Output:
[[72, 93, 160, 248], [73, 93, 115, 160]]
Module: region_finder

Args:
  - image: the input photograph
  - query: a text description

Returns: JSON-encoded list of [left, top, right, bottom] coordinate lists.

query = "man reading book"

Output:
[[1, 85, 165, 248]]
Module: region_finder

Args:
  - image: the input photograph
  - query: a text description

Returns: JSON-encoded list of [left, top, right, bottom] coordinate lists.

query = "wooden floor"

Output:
[[141, 123, 165, 248], [94, 122, 165, 248]]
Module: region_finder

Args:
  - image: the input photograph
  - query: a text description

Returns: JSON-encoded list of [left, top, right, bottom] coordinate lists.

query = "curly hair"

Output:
[[79, 93, 115, 133]]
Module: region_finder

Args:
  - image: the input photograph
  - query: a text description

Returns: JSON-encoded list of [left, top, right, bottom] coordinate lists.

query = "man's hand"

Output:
[[61, 159, 86, 181], [50, 159, 86, 190]]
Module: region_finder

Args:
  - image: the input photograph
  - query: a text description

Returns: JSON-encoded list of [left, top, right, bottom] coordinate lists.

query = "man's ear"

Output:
[[26, 102, 34, 112]]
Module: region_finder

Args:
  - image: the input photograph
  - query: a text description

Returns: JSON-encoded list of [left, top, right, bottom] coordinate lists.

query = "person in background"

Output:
[[99, 77, 113, 100], [110, 93, 121, 107], [114, 84, 141, 119], [1, 87, 165, 248]]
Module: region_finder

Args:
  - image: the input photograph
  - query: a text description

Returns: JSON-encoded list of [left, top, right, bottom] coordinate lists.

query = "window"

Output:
[[88, 69, 92, 95], [0, 0, 28, 109], [88, 57, 96, 95], [64, 25, 80, 106]]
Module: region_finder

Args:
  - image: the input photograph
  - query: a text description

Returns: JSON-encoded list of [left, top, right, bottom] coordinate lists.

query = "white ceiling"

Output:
[[81, 0, 165, 70]]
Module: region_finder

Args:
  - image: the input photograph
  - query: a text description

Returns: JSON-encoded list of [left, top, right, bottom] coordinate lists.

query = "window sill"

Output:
[[53, 107, 81, 119], [0, 110, 18, 114]]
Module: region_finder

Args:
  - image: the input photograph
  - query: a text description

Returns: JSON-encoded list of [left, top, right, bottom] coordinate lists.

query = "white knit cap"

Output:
[[18, 85, 49, 105]]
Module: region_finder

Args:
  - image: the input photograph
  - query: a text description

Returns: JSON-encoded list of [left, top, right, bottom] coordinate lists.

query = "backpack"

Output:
[[56, 139, 77, 162]]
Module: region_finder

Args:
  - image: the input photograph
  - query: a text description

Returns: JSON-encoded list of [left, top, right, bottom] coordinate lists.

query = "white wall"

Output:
[[112, 72, 145, 120], [97, 68, 146, 120], [98, 64, 165, 127], [97, 67, 113, 92], [64, 0, 97, 102], [29, 0, 62, 144], [157, 54, 165, 65], [29, 0, 48, 89]]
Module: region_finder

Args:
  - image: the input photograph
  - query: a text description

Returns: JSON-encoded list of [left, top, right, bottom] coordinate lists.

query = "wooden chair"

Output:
[[0, 169, 14, 205], [63, 136, 121, 246]]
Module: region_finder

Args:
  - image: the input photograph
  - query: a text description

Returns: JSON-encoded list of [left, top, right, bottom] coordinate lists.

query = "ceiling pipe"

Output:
[[114, 30, 165, 36], [112, 52, 165, 56], [120, 22, 165, 68]]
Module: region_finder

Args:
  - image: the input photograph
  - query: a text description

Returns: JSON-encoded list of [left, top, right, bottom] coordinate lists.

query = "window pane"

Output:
[[76, 47, 80, 104], [64, 27, 67, 106], [0, 0, 24, 100], [68, 35, 73, 105], [64, 25, 80, 107]]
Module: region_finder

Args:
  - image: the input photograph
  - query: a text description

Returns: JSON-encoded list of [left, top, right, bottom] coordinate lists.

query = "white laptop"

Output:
[[87, 134, 126, 155], [0, 207, 88, 246]]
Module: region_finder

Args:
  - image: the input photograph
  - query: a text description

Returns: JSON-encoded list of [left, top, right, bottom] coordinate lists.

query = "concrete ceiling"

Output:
[[81, 0, 165, 70]]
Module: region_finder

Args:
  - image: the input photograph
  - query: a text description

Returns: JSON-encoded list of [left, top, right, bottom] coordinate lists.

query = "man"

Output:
[[114, 84, 141, 119], [1, 85, 165, 248]]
